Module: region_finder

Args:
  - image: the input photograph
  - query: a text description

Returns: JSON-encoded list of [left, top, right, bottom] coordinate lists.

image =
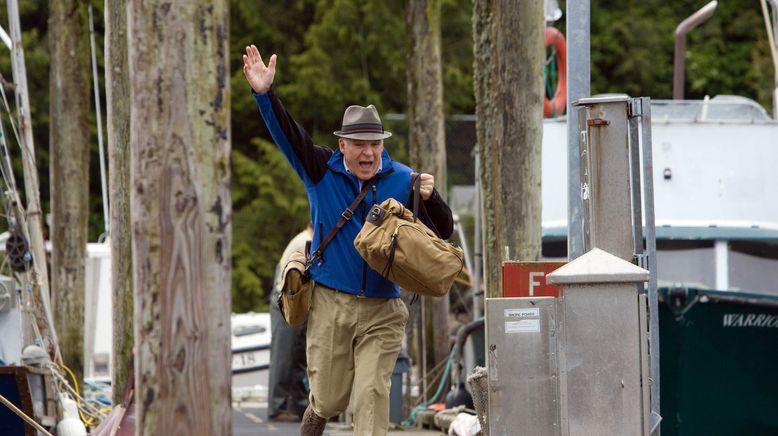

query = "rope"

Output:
[[0, 74, 32, 164], [47, 365, 107, 429], [760, 0, 778, 76], [48, 363, 107, 424], [545, 49, 558, 99], [0, 392, 55, 436], [87, 3, 110, 235], [402, 343, 458, 427], [60, 364, 98, 426], [0, 75, 21, 139]]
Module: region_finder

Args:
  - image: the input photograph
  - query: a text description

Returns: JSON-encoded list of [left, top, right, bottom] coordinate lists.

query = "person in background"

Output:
[[267, 224, 313, 422], [243, 44, 453, 436]]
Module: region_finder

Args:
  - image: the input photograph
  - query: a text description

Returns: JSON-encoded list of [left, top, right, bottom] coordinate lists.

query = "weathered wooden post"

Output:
[[105, 0, 133, 405], [474, 0, 545, 296], [49, 0, 91, 383], [406, 0, 450, 379], [128, 2, 232, 434]]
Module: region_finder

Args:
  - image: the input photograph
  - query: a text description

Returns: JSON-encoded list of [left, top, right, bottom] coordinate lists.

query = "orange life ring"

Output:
[[544, 27, 567, 118]]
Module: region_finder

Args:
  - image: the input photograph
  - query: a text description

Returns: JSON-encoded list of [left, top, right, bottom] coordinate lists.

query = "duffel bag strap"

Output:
[[411, 173, 420, 222], [409, 173, 442, 238], [311, 176, 377, 264]]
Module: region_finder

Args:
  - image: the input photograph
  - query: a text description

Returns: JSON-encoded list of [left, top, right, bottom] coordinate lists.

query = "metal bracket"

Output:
[[635, 253, 649, 270], [628, 98, 644, 118], [586, 118, 610, 127], [650, 411, 663, 434]]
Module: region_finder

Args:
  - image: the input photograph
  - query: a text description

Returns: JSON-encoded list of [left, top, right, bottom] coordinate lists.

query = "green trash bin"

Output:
[[659, 287, 778, 436]]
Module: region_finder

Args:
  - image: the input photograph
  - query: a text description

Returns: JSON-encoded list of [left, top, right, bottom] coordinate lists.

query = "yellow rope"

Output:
[[60, 364, 95, 427]]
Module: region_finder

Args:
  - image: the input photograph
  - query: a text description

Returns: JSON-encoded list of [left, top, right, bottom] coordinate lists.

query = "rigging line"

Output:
[[16, 269, 60, 367], [0, 115, 19, 195], [48, 378, 101, 427], [0, 75, 34, 165], [88, 3, 109, 236], [0, 102, 17, 192], [48, 364, 107, 418], [0, 77, 23, 148], [761, 0, 778, 74], [60, 363, 103, 424]]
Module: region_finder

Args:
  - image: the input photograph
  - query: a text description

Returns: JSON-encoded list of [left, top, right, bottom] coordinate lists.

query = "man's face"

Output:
[[339, 138, 384, 181]]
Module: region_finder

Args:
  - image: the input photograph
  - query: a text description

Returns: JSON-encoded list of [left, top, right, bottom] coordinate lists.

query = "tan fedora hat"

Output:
[[333, 104, 392, 140]]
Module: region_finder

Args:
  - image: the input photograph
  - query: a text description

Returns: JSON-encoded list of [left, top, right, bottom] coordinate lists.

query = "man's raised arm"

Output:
[[243, 45, 330, 184]]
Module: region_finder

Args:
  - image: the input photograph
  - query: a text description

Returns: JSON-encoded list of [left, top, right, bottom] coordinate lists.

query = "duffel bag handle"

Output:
[[409, 172, 441, 237], [411, 173, 421, 222]]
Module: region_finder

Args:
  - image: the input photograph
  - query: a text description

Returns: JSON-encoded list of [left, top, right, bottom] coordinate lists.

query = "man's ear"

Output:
[[338, 138, 346, 153]]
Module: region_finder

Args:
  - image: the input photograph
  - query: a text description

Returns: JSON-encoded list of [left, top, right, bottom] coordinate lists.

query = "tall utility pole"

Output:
[[49, 0, 91, 383], [129, 2, 232, 434], [474, 1, 544, 296], [105, 0, 133, 405], [406, 0, 451, 372], [6, 0, 60, 362]]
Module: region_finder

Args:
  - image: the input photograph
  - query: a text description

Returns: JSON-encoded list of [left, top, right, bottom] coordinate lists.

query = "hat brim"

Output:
[[333, 131, 392, 140]]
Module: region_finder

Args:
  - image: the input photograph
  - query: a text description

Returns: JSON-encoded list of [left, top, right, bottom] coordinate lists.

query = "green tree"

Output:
[[279, 0, 407, 144], [231, 138, 309, 312], [441, 0, 475, 114], [230, 0, 316, 311], [588, 0, 774, 113]]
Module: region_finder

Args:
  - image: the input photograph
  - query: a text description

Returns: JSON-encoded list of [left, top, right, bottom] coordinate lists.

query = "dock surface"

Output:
[[233, 402, 444, 435]]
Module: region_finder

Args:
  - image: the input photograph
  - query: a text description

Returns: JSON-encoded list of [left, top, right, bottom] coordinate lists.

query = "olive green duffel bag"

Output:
[[354, 178, 464, 298]]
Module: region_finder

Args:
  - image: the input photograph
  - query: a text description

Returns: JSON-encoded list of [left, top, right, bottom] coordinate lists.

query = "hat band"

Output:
[[340, 122, 384, 135]]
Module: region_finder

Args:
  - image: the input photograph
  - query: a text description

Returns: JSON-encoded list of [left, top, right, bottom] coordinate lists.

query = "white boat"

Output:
[[539, 95, 778, 293], [78, 245, 273, 397], [231, 311, 272, 395]]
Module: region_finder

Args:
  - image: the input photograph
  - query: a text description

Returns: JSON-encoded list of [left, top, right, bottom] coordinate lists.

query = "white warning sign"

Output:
[[505, 319, 540, 333]]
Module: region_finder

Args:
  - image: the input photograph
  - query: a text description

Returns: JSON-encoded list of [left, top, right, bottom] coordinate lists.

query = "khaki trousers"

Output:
[[306, 284, 408, 436]]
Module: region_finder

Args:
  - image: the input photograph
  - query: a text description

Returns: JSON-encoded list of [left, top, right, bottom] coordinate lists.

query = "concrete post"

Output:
[[548, 248, 650, 436]]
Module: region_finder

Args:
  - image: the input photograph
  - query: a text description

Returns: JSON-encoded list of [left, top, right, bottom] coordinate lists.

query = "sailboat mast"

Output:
[[7, 0, 61, 363]]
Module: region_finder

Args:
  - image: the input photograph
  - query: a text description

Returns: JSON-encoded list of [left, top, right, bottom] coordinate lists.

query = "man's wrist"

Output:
[[251, 84, 273, 96]]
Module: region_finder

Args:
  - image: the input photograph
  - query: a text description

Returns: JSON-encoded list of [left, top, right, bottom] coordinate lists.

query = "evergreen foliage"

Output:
[[230, 138, 308, 312]]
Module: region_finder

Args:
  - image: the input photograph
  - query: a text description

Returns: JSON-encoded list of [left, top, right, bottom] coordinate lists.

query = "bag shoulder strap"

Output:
[[311, 176, 376, 263]]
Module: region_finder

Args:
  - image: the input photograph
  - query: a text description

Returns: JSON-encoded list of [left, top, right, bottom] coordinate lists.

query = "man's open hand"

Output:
[[242, 44, 276, 94]]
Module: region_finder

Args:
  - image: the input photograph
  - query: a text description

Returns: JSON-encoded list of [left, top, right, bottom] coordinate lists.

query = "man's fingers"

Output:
[[418, 173, 435, 200], [244, 47, 258, 69], [253, 45, 264, 66], [268, 54, 277, 72]]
